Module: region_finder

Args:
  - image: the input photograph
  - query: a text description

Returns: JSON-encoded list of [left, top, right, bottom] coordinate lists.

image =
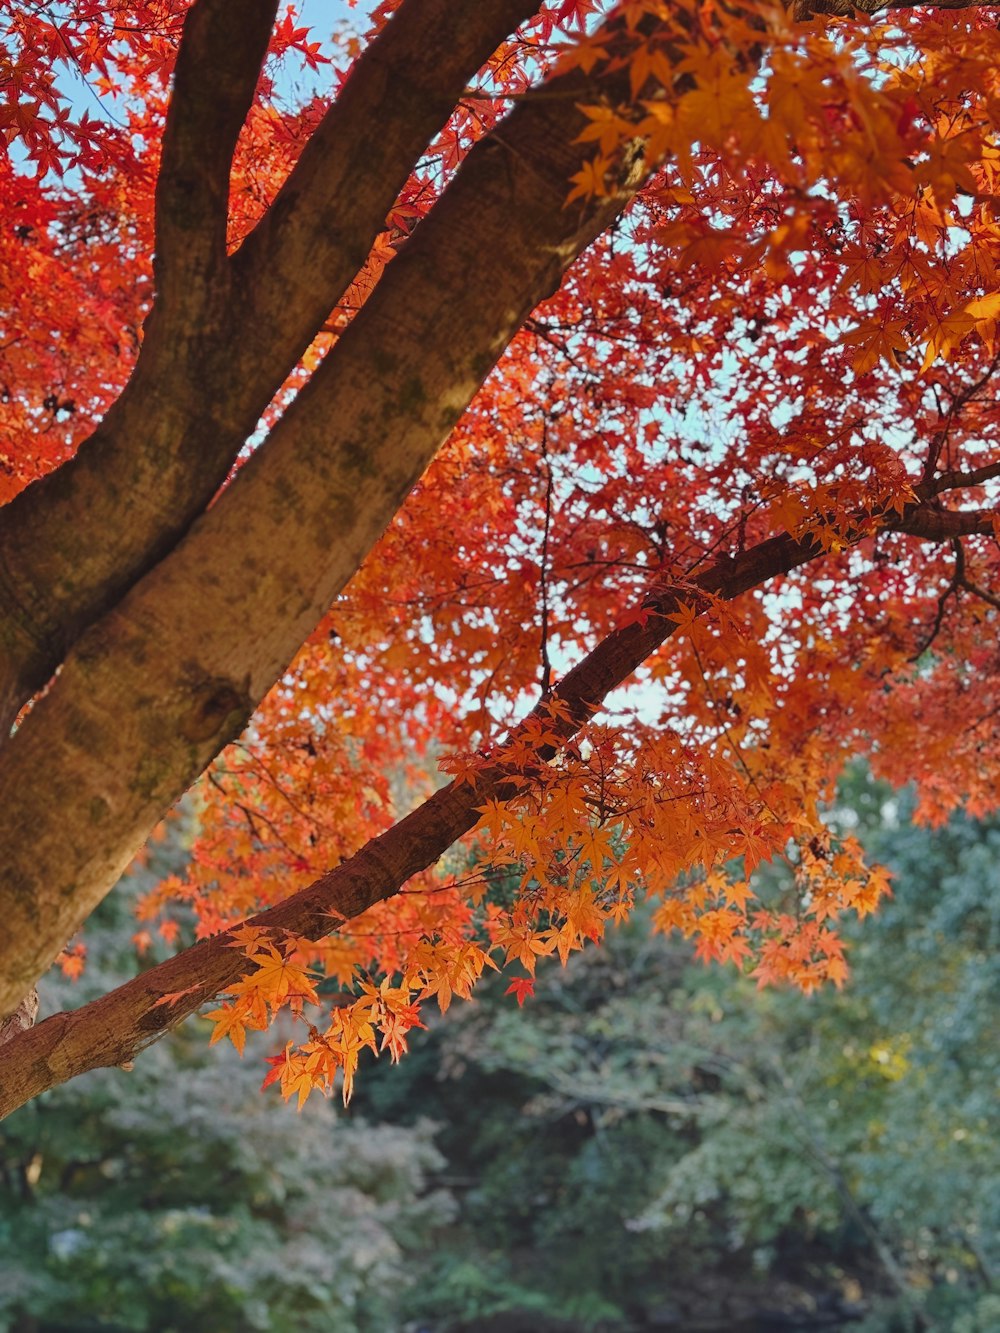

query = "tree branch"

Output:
[[909, 537, 964, 661], [2, 495, 987, 1118], [959, 575, 1000, 612], [795, 0, 995, 15], [230, 0, 542, 357], [0, 0, 539, 735], [925, 461, 1000, 497], [887, 506, 996, 541], [153, 0, 279, 307], [0, 2, 279, 733]]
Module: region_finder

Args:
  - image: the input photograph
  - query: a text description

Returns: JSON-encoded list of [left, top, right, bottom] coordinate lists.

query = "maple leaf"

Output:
[[666, 601, 700, 633], [504, 976, 535, 1006], [225, 923, 273, 955], [205, 1002, 251, 1058], [242, 943, 320, 1010], [260, 1043, 292, 1092], [152, 984, 202, 1009], [839, 318, 910, 375], [565, 153, 611, 204], [723, 879, 755, 912]]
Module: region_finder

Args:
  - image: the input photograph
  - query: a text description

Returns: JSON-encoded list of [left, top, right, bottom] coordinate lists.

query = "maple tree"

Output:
[[2, 0, 1000, 1119]]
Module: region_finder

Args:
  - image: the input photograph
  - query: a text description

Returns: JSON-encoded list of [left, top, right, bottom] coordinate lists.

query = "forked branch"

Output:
[[0, 0, 540, 735]]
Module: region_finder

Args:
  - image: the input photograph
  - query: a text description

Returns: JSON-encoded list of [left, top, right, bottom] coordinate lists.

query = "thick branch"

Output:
[[154, 0, 279, 307], [0, 529, 819, 1117], [0, 20, 652, 1017], [0, 1, 278, 732], [887, 506, 995, 540], [795, 0, 994, 14], [3, 498, 985, 1117], [0, 0, 538, 734], [925, 461, 1000, 497]]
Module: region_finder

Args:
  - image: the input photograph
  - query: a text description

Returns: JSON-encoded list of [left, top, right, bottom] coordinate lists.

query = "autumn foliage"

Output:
[[2, 0, 1000, 1115]]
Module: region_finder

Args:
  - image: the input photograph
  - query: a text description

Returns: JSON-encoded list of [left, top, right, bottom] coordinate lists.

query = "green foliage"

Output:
[[3, 770, 997, 1331], [0, 832, 454, 1333], [356, 766, 1000, 1329]]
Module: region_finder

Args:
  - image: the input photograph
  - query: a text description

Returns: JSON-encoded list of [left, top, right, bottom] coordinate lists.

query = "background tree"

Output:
[[358, 768, 1000, 1331], [3, 0, 1000, 1114], [0, 825, 453, 1333]]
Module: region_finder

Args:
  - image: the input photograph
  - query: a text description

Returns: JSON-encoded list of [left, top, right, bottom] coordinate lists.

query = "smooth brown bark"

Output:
[[154, 0, 280, 308], [0, 495, 990, 1118]]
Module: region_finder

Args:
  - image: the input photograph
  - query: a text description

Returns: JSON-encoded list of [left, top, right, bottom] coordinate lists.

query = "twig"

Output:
[[539, 416, 555, 698], [908, 538, 964, 662]]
